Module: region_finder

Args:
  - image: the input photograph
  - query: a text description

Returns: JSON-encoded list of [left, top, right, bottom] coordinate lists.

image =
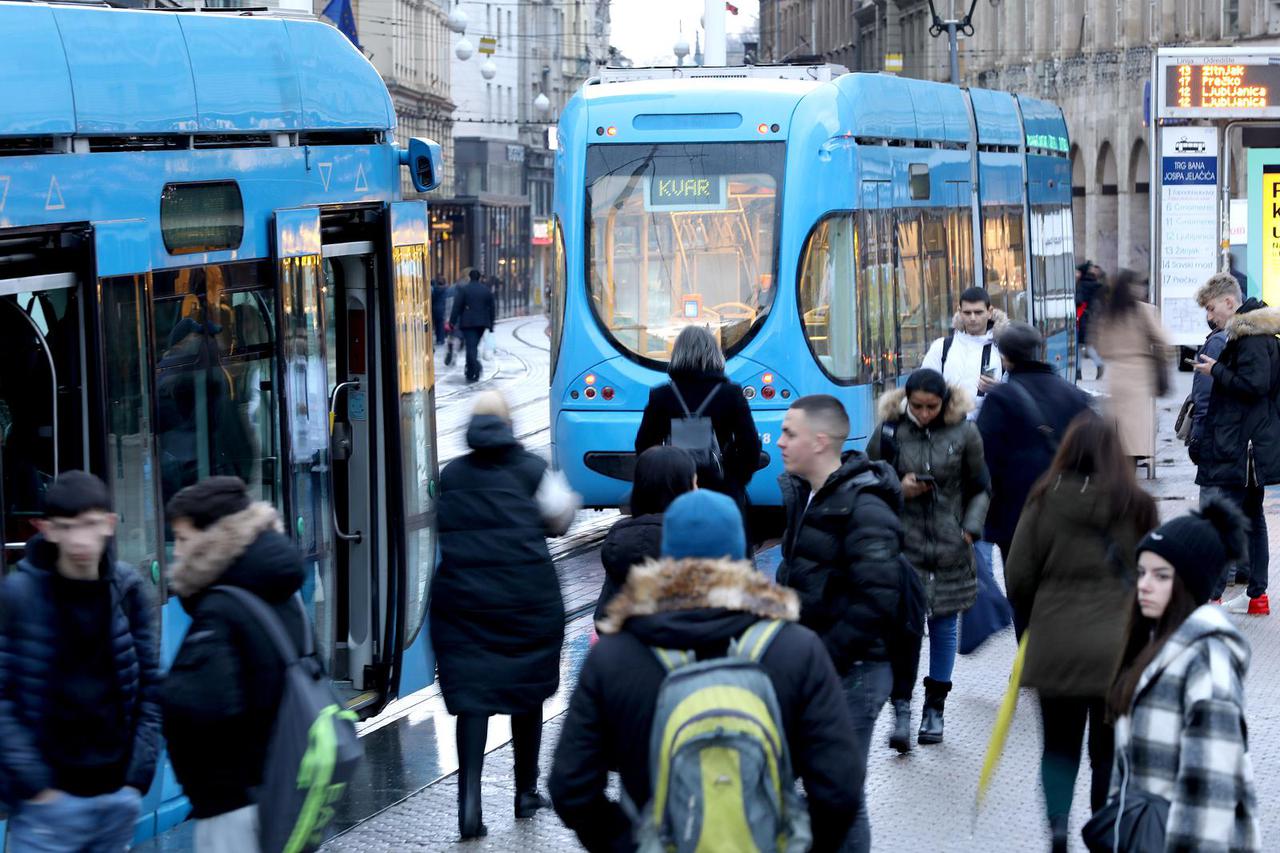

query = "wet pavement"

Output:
[[141, 344, 1280, 853]]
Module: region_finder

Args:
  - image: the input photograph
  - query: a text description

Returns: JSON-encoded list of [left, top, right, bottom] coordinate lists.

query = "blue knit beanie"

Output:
[[661, 490, 746, 560]]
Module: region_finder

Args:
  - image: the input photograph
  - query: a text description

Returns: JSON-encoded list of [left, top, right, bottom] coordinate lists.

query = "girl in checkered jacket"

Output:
[[1105, 500, 1261, 852]]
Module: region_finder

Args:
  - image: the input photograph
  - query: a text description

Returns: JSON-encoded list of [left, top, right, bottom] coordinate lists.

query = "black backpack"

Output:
[[212, 587, 363, 853], [666, 382, 724, 479]]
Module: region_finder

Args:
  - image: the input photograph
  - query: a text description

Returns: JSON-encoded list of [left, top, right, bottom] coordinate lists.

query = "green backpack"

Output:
[[636, 620, 812, 853]]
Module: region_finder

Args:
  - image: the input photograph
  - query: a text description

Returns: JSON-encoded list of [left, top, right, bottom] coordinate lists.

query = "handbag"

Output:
[[959, 546, 1013, 654], [1081, 746, 1169, 853], [1174, 394, 1195, 442]]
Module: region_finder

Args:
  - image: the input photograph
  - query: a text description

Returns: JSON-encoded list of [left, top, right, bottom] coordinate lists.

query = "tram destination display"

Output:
[[1159, 52, 1280, 118]]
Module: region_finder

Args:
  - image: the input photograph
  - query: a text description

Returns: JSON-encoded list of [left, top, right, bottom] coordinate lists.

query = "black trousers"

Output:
[[462, 328, 484, 381], [1038, 694, 1113, 820]]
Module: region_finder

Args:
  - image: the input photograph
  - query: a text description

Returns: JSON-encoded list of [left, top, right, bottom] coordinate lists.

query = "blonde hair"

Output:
[[1196, 272, 1243, 308], [471, 390, 511, 423]]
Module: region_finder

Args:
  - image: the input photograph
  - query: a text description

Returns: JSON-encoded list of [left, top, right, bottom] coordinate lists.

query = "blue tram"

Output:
[[549, 66, 1076, 509], [0, 2, 443, 841]]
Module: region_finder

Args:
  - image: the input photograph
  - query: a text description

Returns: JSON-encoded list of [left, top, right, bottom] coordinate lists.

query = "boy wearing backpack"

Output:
[[550, 490, 859, 853], [161, 477, 309, 852]]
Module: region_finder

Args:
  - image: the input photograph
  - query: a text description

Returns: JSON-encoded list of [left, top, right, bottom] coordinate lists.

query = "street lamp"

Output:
[[673, 33, 690, 66], [533, 92, 551, 115], [455, 36, 474, 61], [925, 0, 980, 85], [447, 5, 469, 34], [481, 59, 498, 80]]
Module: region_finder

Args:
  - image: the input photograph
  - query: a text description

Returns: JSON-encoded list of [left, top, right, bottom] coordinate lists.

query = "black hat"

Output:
[[166, 476, 252, 531], [1076, 259, 1093, 275], [1137, 499, 1248, 605]]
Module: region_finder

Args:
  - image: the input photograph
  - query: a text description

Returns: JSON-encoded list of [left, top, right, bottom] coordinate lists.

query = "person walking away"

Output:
[[920, 286, 1007, 413], [868, 369, 989, 749], [1002, 413, 1158, 852], [1093, 269, 1172, 467], [550, 490, 861, 853], [450, 269, 496, 383], [1191, 272, 1280, 615], [160, 476, 306, 852], [1075, 261, 1106, 381], [976, 321, 1092, 633], [0, 471, 161, 852], [1101, 501, 1260, 852], [593, 446, 696, 622], [775, 395, 924, 852], [431, 277, 448, 346], [430, 391, 578, 839], [635, 325, 761, 537]]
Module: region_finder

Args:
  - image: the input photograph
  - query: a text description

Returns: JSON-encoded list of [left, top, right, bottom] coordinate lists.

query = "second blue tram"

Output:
[[549, 65, 1076, 509]]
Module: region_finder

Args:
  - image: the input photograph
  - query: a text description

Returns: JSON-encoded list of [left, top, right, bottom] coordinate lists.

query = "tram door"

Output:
[[0, 264, 90, 572], [860, 181, 898, 393]]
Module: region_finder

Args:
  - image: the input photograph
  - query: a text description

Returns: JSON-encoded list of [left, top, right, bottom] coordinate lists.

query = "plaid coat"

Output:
[[1113, 604, 1260, 852]]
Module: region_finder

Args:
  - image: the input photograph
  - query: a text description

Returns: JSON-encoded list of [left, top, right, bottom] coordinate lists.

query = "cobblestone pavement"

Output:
[[324, 368, 1280, 853]]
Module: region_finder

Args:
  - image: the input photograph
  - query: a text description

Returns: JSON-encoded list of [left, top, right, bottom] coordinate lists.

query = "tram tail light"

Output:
[[743, 386, 757, 399], [761, 385, 776, 400], [601, 386, 615, 400], [585, 387, 597, 399]]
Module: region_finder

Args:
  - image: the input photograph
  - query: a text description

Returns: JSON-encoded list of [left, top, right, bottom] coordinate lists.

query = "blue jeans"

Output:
[[928, 614, 959, 682], [839, 660, 892, 853], [1202, 485, 1269, 599], [8, 788, 142, 852]]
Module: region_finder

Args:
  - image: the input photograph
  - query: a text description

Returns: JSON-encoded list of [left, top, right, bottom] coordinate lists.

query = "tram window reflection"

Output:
[[152, 263, 281, 527]]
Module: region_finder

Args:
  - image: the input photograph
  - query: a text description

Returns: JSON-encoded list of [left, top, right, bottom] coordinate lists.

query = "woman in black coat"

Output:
[[634, 326, 761, 522], [430, 392, 576, 839], [593, 446, 697, 622]]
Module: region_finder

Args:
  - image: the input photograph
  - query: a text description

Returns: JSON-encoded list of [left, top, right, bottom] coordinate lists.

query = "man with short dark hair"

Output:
[[1192, 273, 1280, 614], [775, 394, 921, 853], [0, 471, 161, 851], [921, 286, 1005, 414], [976, 323, 1092, 629], [450, 268, 497, 382]]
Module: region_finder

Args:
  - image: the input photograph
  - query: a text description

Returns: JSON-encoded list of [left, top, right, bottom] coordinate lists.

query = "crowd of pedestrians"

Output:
[[0, 266, 1273, 853]]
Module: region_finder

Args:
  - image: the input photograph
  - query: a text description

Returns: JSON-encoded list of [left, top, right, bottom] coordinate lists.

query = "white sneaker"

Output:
[[1224, 593, 1251, 614]]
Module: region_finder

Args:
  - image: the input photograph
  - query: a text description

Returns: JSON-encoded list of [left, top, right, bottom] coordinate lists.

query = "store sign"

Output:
[[1159, 126, 1218, 340], [506, 144, 525, 163], [532, 220, 552, 246]]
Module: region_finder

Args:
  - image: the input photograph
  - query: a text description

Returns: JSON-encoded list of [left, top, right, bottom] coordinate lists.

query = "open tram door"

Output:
[[0, 227, 96, 574]]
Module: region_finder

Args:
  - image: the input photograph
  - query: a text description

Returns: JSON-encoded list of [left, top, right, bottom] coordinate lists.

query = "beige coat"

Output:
[[1095, 302, 1170, 458]]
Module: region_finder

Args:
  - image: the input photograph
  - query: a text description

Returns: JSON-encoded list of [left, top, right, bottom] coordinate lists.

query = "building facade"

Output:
[[759, 0, 1280, 278]]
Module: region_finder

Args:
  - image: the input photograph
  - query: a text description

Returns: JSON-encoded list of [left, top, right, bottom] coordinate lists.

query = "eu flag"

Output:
[[322, 0, 362, 50]]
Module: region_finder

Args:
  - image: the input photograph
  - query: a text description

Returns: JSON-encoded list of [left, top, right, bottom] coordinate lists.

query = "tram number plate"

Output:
[[348, 390, 368, 421]]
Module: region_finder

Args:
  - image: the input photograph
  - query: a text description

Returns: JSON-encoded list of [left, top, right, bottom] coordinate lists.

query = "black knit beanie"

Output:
[[1136, 499, 1248, 605], [166, 476, 252, 530]]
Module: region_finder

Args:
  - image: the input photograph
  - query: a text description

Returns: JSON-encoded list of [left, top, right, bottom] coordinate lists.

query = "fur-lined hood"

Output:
[[168, 502, 288, 598], [1226, 302, 1280, 341], [875, 382, 975, 427], [951, 307, 1009, 336], [598, 557, 799, 635]]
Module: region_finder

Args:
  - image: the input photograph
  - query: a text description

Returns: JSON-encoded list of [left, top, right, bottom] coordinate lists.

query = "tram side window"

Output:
[[797, 214, 860, 381], [153, 263, 281, 529], [549, 217, 566, 377], [947, 204, 975, 318], [859, 207, 898, 384], [981, 206, 1028, 322], [921, 211, 953, 348], [896, 213, 929, 370]]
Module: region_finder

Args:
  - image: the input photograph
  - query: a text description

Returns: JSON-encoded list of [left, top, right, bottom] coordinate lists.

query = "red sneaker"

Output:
[[1247, 594, 1270, 616]]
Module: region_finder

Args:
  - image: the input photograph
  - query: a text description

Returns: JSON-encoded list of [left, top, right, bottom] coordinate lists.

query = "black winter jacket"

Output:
[[975, 362, 1092, 547], [1189, 328, 1229, 450], [550, 557, 859, 853], [160, 502, 307, 819], [1194, 300, 1280, 488], [635, 371, 762, 501], [593, 513, 663, 622], [449, 280, 495, 331], [0, 537, 162, 805], [430, 415, 565, 715], [776, 452, 915, 673]]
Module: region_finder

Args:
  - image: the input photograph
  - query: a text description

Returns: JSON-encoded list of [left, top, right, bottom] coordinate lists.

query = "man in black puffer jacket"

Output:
[[0, 471, 161, 851], [775, 395, 922, 853], [1191, 273, 1280, 613], [160, 476, 307, 851], [551, 490, 859, 853]]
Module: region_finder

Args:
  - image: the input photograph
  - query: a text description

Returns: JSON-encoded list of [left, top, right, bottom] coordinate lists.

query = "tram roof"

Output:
[[0, 2, 394, 139]]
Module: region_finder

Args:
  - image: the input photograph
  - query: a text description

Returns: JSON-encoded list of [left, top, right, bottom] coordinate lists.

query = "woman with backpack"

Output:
[[634, 326, 761, 534], [1097, 500, 1260, 852], [430, 391, 579, 840], [867, 368, 989, 750], [1003, 413, 1158, 852], [593, 446, 697, 622]]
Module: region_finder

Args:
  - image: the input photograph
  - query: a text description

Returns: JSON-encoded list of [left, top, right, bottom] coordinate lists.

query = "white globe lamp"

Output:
[[447, 6, 469, 34], [481, 59, 498, 80], [533, 92, 551, 114], [455, 36, 474, 61]]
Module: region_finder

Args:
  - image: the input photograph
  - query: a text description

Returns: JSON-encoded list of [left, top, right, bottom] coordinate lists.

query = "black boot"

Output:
[[1049, 814, 1068, 853], [888, 699, 912, 754], [917, 678, 952, 745], [512, 709, 550, 819], [456, 714, 489, 840]]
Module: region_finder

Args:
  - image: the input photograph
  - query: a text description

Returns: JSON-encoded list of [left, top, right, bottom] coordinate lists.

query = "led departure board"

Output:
[[1163, 61, 1280, 113]]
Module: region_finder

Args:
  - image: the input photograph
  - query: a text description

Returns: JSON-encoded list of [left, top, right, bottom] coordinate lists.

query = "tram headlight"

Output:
[[743, 386, 756, 399]]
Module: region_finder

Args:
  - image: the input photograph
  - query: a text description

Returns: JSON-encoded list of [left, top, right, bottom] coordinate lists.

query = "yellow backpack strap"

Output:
[[652, 647, 694, 672], [730, 620, 785, 664]]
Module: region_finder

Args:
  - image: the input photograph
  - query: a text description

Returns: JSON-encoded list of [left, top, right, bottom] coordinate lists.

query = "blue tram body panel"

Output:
[[552, 70, 1077, 510]]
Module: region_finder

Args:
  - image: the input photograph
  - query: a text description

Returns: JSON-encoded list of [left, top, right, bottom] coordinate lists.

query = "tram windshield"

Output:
[[585, 142, 783, 363]]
